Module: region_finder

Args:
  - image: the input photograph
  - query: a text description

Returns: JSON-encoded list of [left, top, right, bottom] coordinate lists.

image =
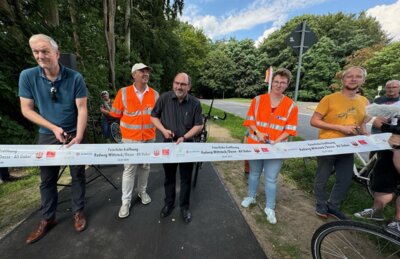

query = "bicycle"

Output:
[[311, 220, 400, 258], [352, 152, 378, 198], [109, 121, 122, 143], [192, 98, 227, 187]]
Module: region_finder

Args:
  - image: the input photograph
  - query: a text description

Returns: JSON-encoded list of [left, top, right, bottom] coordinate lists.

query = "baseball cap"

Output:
[[131, 63, 152, 73], [101, 90, 109, 96]]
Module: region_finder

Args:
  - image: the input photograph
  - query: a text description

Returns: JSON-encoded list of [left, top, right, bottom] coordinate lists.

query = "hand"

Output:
[[53, 127, 67, 143], [373, 116, 388, 128], [176, 136, 185, 144], [66, 134, 83, 148], [389, 134, 400, 149], [256, 131, 269, 143], [339, 125, 359, 135], [162, 129, 174, 139]]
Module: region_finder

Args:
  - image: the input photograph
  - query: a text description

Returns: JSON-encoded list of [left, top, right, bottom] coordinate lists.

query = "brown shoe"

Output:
[[73, 211, 86, 232], [26, 219, 57, 244]]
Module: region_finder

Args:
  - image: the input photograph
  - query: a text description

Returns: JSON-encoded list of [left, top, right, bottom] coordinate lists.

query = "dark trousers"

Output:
[[38, 133, 86, 220], [163, 163, 194, 210], [314, 154, 354, 212]]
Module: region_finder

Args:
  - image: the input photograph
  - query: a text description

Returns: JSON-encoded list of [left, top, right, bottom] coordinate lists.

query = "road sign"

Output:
[[285, 21, 318, 102], [285, 22, 317, 56]]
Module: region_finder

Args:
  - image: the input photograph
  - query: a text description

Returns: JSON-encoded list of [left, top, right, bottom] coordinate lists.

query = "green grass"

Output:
[[201, 103, 246, 141], [221, 98, 252, 104]]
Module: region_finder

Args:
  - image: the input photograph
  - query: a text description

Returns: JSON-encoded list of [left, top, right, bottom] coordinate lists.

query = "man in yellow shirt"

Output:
[[310, 66, 369, 220]]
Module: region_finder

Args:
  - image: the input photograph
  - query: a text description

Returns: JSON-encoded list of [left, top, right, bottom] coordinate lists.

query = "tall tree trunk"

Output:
[[67, 0, 83, 67], [39, 0, 59, 27], [124, 0, 131, 59], [103, 0, 116, 91]]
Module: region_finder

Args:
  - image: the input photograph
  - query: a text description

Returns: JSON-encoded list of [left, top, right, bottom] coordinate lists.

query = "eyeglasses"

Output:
[[50, 86, 57, 101]]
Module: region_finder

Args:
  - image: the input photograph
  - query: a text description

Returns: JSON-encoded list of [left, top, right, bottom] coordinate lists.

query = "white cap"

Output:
[[131, 63, 152, 73]]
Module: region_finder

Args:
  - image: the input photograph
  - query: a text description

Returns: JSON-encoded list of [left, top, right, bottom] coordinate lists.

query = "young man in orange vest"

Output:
[[109, 63, 159, 218], [310, 66, 369, 220]]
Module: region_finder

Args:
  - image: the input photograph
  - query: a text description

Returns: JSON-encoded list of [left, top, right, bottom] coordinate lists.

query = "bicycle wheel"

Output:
[[110, 122, 122, 143], [364, 155, 377, 198], [311, 220, 400, 259]]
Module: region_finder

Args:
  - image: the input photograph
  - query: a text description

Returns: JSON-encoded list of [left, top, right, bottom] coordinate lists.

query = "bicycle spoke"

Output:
[[312, 221, 400, 259]]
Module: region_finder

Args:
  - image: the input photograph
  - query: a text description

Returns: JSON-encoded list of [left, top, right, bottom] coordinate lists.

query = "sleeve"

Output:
[[314, 95, 330, 117], [109, 89, 124, 118], [74, 73, 88, 98], [151, 93, 165, 118], [243, 97, 257, 127], [193, 101, 203, 126], [18, 70, 34, 99]]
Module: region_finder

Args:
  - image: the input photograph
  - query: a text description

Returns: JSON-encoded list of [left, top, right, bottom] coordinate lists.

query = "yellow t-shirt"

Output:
[[315, 92, 369, 139]]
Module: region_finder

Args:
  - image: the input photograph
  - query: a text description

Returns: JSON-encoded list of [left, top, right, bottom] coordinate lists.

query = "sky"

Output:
[[180, 0, 400, 46]]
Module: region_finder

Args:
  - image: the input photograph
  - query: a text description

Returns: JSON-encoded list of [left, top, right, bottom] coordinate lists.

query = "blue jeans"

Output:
[[248, 159, 283, 210], [101, 117, 110, 139]]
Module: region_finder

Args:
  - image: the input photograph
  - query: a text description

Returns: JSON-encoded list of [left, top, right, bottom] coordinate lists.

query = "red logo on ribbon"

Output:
[[36, 152, 43, 159], [358, 140, 367, 145], [154, 150, 160, 156], [162, 149, 170, 155], [46, 151, 56, 158]]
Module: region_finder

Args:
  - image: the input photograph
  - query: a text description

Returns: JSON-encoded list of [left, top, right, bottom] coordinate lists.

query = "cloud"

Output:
[[366, 0, 400, 41], [181, 0, 327, 41]]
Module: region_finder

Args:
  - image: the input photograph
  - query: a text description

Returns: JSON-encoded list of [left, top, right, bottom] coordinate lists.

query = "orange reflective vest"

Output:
[[244, 94, 298, 144], [110, 85, 159, 141]]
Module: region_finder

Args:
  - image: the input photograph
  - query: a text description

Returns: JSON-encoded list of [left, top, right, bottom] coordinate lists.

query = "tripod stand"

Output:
[[57, 164, 118, 190]]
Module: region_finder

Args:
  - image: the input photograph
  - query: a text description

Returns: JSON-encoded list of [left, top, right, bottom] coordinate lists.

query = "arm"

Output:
[[176, 125, 203, 144], [150, 116, 173, 139], [67, 97, 87, 147], [389, 134, 400, 173], [310, 112, 358, 135], [20, 97, 66, 142]]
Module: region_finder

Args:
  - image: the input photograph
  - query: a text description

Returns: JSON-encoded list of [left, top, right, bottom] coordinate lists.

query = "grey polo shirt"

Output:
[[151, 91, 203, 141]]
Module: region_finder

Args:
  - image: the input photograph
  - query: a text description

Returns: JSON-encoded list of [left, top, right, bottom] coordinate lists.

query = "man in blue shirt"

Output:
[[19, 34, 88, 244]]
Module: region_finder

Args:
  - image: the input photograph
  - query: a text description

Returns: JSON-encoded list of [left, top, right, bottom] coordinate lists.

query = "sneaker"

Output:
[[241, 197, 256, 208], [384, 220, 400, 237], [138, 192, 151, 205], [118, 204, 130, 218], [354, 208, 384, 221], [264, 208, 277, 224], [327, 207, 348, 220], [315, 210, 328, 219]]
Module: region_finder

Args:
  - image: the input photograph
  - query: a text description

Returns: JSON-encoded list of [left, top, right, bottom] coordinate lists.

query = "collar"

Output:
[[133, 84, 149, 94], [39, 64, 64, 82], [171, 91, 189, 102]]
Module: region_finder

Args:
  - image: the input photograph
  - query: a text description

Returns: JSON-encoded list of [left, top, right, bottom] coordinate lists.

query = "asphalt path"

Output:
[[200, 99, 318, 140]]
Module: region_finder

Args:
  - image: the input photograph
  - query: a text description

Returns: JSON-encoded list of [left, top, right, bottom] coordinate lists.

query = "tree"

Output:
[[103, 0, 116, 91], [301, 37, 340, 100], [175, 22, 210, 93], [364, 42, 400, 95], [258, 12, 387, 101], [198, 48, 236, 98]]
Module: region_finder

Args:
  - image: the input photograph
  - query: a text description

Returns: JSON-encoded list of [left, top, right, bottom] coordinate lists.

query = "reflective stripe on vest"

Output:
[[285, 125, 297, 130], [121, 121, 155, 130], [110, 107, 122, 115]]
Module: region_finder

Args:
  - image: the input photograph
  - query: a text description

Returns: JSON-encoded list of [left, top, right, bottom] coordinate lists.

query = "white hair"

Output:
[[29, 34, 59, 51]]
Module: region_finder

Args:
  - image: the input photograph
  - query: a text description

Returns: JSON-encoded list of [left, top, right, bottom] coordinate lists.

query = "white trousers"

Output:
[[121, 138, 154, 205]]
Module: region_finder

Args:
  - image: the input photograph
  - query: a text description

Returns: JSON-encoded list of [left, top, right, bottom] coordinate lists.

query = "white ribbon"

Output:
[[0, 133, 392, 167]]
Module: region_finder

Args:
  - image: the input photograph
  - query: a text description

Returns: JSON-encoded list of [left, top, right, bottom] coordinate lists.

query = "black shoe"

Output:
[[327, 207, 348, 220], [160, 205, 174, 218], [181, 209, 192, 223]]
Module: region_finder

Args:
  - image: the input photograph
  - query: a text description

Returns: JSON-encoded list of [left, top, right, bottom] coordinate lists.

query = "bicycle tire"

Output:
[[311, 220, 400, 259], [110, 122, 122, 143]]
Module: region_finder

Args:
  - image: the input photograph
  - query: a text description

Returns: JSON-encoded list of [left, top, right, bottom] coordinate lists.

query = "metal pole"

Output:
[[294, 21, 306, 103]]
